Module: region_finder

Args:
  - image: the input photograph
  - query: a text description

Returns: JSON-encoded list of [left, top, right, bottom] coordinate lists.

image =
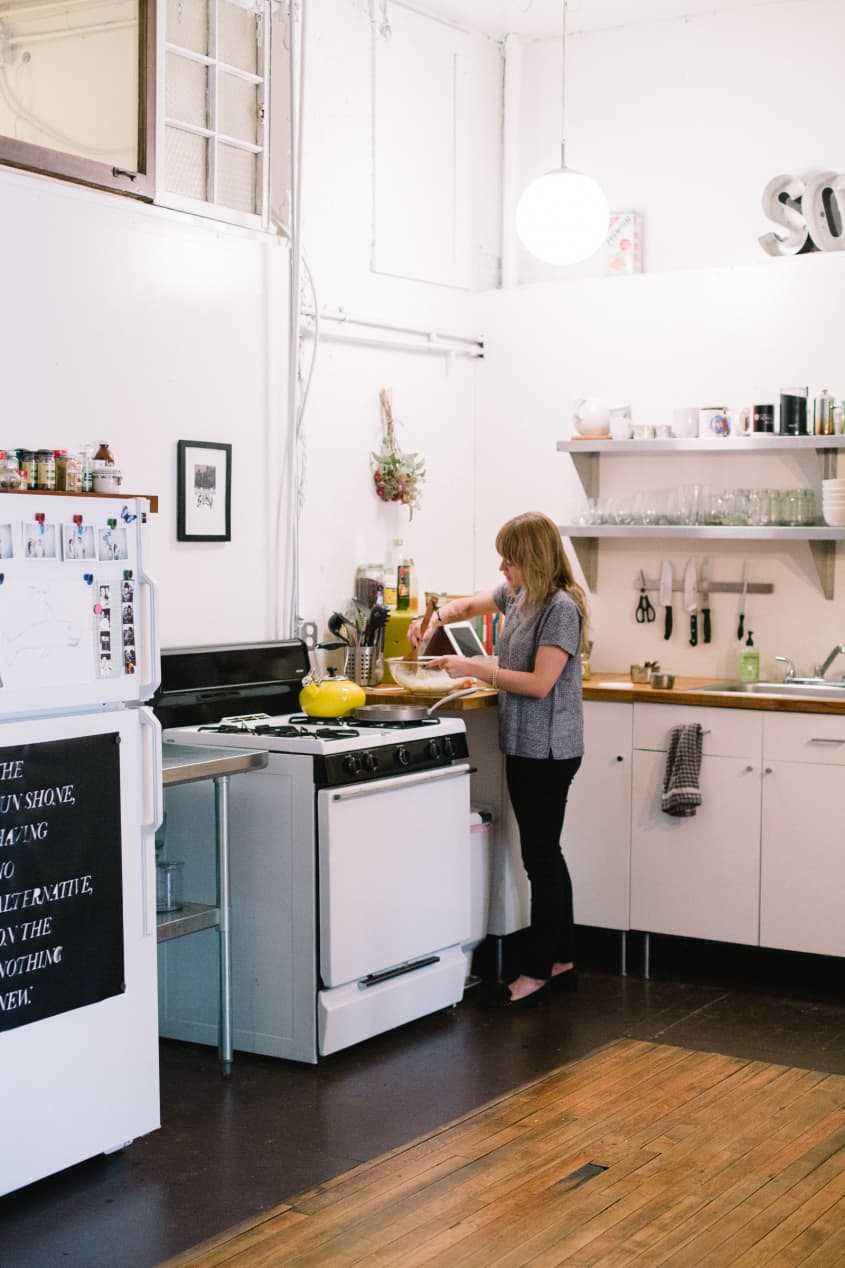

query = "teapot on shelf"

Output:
[[572, 398, 611, 437]]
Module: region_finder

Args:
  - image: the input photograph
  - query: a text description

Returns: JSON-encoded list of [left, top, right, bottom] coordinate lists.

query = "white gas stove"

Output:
[[154, 641, 472, 1063]]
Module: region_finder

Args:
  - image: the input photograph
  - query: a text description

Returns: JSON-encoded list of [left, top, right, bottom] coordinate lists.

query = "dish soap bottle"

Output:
[[739, 631, 760, 682]]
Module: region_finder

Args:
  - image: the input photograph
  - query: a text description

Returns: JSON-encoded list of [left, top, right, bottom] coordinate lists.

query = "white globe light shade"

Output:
[[516, 168, 611, 266]]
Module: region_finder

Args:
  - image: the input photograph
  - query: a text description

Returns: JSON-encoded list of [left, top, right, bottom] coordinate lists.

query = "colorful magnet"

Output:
[[73, 514, 83, 526], [107, 518, 117, 528], [83, 573, 94, 585], [123, 570, 134, 580], [120, 505, 137, 524]]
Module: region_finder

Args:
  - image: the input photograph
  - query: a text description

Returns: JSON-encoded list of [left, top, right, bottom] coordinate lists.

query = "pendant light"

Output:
[[515, 0, 610, 266]]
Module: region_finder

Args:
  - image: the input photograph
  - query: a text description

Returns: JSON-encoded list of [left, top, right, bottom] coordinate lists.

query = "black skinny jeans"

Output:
[[505, 752, 582, 980]]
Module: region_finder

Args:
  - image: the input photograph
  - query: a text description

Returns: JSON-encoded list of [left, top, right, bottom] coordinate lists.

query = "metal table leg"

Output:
[[214, 774, 233, 1075]]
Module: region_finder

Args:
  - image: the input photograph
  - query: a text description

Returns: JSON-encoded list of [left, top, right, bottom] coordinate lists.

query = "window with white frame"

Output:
[[158, 0, 273, 227]]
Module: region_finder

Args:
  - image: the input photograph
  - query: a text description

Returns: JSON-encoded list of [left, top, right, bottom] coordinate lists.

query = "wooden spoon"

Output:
[[407, 595, 438, 663]]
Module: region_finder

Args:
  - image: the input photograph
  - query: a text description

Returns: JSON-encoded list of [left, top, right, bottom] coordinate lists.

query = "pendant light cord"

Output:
[[560, 0, 567, 168]]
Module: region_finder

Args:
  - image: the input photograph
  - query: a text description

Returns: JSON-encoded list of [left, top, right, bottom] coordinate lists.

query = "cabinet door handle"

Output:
[[764, 767, 773, 774], [616, 755, 624, 762], [808, 737, 845, 745], [744, 765, 754, 773]]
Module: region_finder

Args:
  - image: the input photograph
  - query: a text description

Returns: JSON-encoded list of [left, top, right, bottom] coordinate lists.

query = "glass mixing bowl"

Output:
[[386, 657, 475, 694]]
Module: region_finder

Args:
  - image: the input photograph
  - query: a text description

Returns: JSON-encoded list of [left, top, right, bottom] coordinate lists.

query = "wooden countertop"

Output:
[[366, 677, 845, 716], [588, 674, 845, 715]]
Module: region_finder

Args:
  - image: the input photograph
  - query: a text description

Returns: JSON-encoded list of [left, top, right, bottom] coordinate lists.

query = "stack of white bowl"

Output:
[[822, 479, 845, 526]]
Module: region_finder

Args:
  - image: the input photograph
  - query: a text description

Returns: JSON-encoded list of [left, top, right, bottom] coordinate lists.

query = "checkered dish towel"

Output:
[[661, 724, 704, 817]]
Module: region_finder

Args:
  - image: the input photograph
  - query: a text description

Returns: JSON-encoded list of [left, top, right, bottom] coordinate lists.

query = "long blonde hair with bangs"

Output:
[[495, 512, 590, 650]]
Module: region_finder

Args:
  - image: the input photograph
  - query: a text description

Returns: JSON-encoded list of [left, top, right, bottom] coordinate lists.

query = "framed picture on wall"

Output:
[[176, 440, 232, 542]]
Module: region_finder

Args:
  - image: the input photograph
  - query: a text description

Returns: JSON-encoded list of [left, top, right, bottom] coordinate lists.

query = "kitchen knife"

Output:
[[737, 561, 748, 640], [700, 558, 711, 644], [659, 559, 673, 640], [684, 558, 698, 647]]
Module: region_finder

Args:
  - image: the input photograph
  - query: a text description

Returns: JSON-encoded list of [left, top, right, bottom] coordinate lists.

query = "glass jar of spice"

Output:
[[35, 449, 56, 490]]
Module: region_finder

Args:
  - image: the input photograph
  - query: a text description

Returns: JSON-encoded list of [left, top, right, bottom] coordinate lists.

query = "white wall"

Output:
[[0, 167, 289, 649], [474, 0, 845, 682], [293, 0, 502, 634], [474, 251, 845, 681], [513, 0, 845, 281]]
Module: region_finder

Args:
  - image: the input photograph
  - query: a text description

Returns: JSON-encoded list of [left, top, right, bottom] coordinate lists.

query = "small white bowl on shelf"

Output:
[[822, 509, 845, 526]]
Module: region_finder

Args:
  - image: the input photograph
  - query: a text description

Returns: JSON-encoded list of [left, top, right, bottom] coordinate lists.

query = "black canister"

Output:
[[779, 389, 808, 435]]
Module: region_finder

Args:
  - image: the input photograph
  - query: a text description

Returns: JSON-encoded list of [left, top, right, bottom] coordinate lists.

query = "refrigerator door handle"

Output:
[[137, 565, 161, 701], [138, 708, 163, 937]]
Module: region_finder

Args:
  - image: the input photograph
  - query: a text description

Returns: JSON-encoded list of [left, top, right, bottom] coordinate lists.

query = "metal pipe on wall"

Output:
[[281, 0, 307, 640]]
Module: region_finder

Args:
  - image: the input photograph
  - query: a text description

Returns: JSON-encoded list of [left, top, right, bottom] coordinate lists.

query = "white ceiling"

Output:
[[400, 0, 805, 37]]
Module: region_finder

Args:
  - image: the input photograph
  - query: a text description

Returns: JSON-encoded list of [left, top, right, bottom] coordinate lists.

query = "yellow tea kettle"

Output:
[[299, 665, 366, 718]]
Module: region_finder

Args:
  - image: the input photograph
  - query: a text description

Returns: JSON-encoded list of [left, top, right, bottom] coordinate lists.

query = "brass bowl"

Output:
[[650, 673, 676, 689]]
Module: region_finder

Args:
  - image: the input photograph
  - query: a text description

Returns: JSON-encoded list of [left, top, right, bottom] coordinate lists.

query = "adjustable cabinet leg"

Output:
[[643, 932, 651, 981], [620, 931, 627, 977], [215, 774, 233, 1076]]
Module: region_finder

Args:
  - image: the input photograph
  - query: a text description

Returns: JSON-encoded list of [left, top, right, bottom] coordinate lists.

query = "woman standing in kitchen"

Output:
[[409, 511, 588, 1011]]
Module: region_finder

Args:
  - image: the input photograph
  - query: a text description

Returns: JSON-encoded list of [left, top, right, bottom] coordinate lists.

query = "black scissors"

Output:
[[636, 570, 656, 623]]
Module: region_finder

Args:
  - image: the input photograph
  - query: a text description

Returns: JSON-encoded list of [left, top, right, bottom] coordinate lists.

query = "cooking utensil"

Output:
[[737, 561, 748, 640], [329, 611, 357, 646], [635, 570, 656, 623], [700, 558, 711, 644], [407, 596, 438, 662], [683, 558, 698, 647], [351, 686, 477, 724], [659, 559, 673, 640]]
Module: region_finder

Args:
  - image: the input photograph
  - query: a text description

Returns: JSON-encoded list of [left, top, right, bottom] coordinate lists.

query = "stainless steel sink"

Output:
[[697, 680, 845, 700]]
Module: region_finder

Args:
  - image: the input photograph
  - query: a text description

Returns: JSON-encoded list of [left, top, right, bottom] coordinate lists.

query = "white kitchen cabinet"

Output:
[[760, 713, 845, 957], [630, 704, 763, 946], [463, 702, 632, 947], [565, 700, 632, 932]]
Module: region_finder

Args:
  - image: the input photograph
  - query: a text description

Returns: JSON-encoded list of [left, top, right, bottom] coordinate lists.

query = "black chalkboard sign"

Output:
[[0, 732, 124, 1032]]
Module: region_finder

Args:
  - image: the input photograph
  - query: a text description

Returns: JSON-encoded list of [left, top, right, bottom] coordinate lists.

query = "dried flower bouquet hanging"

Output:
[[371, 388, 425, 518]]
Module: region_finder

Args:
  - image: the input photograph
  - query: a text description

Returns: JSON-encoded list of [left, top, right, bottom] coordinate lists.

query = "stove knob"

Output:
[[396, 745, 410, 768], [443, 736, 456, 759], [427, 738, 442, 760], [362, 751, 377, 773], [344, 753, 362, 776]]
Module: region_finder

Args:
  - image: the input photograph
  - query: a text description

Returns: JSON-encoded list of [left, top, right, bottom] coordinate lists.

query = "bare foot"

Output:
[[550, 961, 574, 978], [507, 974, 547, 1002]]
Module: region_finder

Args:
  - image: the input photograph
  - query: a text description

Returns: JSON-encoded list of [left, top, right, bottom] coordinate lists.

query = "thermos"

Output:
[[814, 389, 835, 436]]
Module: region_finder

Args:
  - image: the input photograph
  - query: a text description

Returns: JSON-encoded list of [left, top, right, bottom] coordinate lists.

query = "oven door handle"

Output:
[[328, 762, 471, 801]]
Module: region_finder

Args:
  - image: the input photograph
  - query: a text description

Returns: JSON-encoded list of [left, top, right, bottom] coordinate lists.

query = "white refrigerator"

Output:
[[0, 491, 162, 1196]]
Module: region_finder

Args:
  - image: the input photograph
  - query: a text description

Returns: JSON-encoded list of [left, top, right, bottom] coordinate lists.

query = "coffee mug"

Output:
[[672, 407, 698, 438], [699, 407, 729, 438], [609, 405, 633, 440], [93, 469, 123, 494]]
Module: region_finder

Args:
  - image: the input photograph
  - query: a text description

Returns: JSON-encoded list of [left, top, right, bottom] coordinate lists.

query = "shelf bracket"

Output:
[[570, 452, 599, 501], [564, 533, 598, 590], [819, 448, 839, 481], [808, 539, 836, 600]]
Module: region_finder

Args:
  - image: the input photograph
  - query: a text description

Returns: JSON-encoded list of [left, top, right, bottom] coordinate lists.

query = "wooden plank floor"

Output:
[[164, 1039, 845, 1268]]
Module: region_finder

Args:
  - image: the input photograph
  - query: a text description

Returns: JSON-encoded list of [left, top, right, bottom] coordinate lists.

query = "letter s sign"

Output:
[[760, 171, 845, 256]]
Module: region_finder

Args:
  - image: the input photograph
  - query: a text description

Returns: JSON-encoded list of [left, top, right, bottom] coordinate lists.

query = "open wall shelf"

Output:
[[557, 437, 845, 597]]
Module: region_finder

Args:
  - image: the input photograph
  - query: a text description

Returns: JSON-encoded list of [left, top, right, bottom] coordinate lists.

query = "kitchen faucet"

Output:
[[815, 643, 845, 680], [775, 655, 795, 681]]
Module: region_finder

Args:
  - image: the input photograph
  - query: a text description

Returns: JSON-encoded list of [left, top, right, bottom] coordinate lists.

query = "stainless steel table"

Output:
[[158, 742, 268, 1075]]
